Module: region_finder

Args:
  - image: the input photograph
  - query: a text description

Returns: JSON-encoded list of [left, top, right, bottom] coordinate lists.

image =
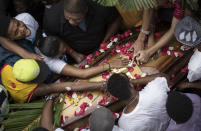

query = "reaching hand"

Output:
[[135, 50, 150, 65], [72, 51, 85, 63], [23, 52, 44, 61], [109, 57, 129, 69]]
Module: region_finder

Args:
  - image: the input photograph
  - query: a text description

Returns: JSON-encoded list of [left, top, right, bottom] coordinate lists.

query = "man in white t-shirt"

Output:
[[174, 16, 201, 82], [107, 73, 170, 131]]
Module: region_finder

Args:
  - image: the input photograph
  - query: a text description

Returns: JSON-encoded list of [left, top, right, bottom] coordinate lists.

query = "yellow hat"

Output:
[[13, 59, 40, 82]]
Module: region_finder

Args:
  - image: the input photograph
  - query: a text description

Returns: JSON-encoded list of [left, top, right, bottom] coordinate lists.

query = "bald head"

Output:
[[90, 107, 115, 131]]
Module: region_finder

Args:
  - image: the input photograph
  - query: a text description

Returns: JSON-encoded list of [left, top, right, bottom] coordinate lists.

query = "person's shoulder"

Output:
[[87, 0, 116, 12]]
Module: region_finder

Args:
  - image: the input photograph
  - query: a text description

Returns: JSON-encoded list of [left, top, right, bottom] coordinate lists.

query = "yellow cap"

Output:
[[13, 59, 40, 82]]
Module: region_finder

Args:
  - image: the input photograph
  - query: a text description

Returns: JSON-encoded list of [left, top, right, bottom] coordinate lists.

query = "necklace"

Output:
[[127, 93, 138, 107]]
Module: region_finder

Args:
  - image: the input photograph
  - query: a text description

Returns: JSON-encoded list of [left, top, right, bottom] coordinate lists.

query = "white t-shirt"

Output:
[[35, 47, 67, 74], [15, 13, 39, 43], [112, 77, 170, 131], [187, 49, 201, 82]]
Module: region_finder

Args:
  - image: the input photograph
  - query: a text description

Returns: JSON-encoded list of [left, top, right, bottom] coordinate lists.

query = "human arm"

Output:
[[135, 17, 180, 64], [102, 16, 122, 42], [130, 73, 169, 86], [40, 97, 54, 131], [31, 81, 105, 100], [130, 8, 154, 53], [0, 37, 44, 60], [59, 39, 84, 63], [61, 57, 129, 78]]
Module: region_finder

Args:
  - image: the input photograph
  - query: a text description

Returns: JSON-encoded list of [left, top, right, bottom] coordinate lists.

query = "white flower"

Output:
[[85, 65, 90, 68], [65, 87, 71, 91], [113, 38, 118, 42], [169, 47, 174, 50], [107, 42, 113, 48], [99, 49, 105, 53], [116, 50, 120, 53], [167, 51, 171, 55], [174, 52, 179, 57]]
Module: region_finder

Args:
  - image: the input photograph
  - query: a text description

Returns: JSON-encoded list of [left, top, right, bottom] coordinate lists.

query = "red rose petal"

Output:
[[155, 33, 161, 38], [87, 93, 93, 100], [134, 74, 141, 79], [128, 67, 134, 72]]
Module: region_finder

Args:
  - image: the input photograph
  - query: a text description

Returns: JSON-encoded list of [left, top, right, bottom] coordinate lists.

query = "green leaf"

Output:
[[1, 109, 42, 118], [9, 102, 44, 109], [93, 0, 118, 6]]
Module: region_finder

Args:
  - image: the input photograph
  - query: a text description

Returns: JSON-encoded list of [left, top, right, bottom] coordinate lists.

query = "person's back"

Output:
[[117, 77, 170, 131]]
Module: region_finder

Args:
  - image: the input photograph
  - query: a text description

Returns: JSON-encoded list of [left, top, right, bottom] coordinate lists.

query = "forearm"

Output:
[[103, 17, 122, 42], [61, 64, 110, 79], [0, 37, 29, 57], [138, 9, 155, 41], [131, 73, 168, 86], [40, 100, 54, 131], [32, 82, 104, 99], [146, 17, 180, 56]]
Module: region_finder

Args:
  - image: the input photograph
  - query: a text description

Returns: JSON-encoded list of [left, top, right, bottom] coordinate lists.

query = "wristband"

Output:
[[45, 95, 55, 102], [140, 28, 150, 35]]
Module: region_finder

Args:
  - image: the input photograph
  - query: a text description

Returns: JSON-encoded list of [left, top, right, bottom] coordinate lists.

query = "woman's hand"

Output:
[[109, 57, 129, 69]]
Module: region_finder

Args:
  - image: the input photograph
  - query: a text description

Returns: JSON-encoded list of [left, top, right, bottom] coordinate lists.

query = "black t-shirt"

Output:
[[43, 0, 119, 55]]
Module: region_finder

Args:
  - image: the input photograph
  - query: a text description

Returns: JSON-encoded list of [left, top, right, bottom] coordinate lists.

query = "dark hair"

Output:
[[64, 0, 87, 14], [33, 127, 49, 131], [166, 91, 193, 124], [37, 36, 60, 57], [107, 73, 131, 100]]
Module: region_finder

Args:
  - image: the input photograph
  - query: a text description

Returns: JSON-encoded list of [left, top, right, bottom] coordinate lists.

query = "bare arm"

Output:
[[131, 8, 155, 53], [130, 73, 169, 86], [0, 37, 43, 60], [102, 16, 122, 42], [31, 81, 104, 100], [40, 99, 54, 131], [61, 57, 129, 78], [135, 17, 180, 64], [59, 38, 84, 63]]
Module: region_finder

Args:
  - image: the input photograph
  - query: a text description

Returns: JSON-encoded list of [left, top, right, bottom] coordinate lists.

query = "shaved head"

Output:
[[64, 0, 88, 14]]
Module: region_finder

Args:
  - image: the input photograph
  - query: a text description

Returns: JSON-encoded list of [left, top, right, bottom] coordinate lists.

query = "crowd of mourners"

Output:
[[0, 0, 201, 131]]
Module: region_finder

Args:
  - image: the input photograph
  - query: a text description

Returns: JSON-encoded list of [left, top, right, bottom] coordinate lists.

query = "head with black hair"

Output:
[[166, 91, 193, 124], [63, 0, 88, 26], [107, 73, 135, 101], [37, 36, 67, 58]]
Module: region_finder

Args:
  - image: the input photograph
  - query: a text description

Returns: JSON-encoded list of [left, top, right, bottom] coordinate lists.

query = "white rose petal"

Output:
[[85, 65, 90, 68], [180, 46, 185, 51], [169, 47, 174, 50], [107, 42, 113, 48], [72, 93, 77, 99], [99, 49, 105, 53], [141, 73, 147, 77], [167, 51, 171, 55], [65, 87, 72, 91], [174, 52, 179, 57], [113, 38, 118, 42], [116, 50, 120, 53]]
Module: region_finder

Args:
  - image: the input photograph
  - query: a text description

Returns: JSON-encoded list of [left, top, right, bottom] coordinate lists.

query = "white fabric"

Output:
[[55, 128, 64, 131], [15, 13, 39, 43], [35, 47, 66, 74], [113, 77, 170, 131], [187, 49, 201, 82]]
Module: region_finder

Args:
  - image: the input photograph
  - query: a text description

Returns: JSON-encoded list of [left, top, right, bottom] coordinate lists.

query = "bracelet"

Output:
[[140, 28, 150, 35], [45, 95, 55, 102]]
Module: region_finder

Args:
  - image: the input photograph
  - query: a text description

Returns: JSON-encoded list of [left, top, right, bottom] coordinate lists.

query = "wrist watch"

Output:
[[45, 95, 55, 102]]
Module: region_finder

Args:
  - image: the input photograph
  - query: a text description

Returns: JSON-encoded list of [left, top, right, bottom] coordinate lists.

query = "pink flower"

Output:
[[135, 85, 143, 91], [128, 67, 134, 72], [65, 116, 68, 121], [87, 93, 93, 100], [86, 54, 93, 60], [102, 72, 110, 80], [112, 96, 118, 102], [116, 45, 121, 50], [82, 92, 87, 97], [155, 33, 161, 38], [69, 48, 73, 53], [125, 42, 132, 48], [104, 58, 108, 64], [79, 64, 84, 69], [98, 96, 108, 106], [171, 74, 175, 78], [94, 51, 100, 57], [136, 28, 140, 32], [80, 102, 89, 109], [178, 52, 184, 57], [134, 74, 141, 79], [110, 49, 116, 56]]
